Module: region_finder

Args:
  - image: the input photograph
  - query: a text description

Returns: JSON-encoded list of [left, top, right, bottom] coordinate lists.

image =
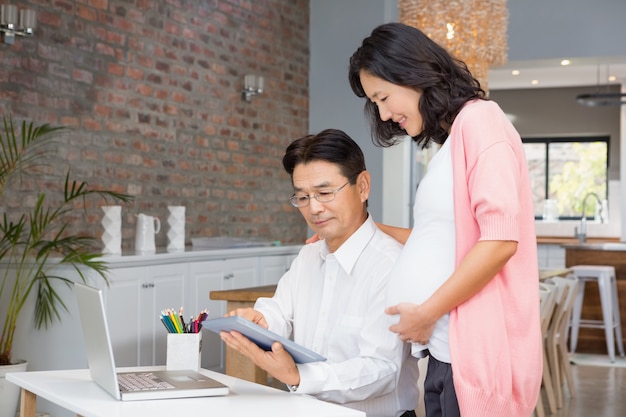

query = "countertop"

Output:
[[561, 241, 626, 251], [18, 244, 304, 269], [537, 236, 620, 245], [210, 285, 276, 302]]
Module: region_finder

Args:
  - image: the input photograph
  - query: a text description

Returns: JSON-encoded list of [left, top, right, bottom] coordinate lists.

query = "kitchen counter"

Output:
[[562, 242, 626, 251], [210, 285, 276, 304], [537, 236, 620, 245], [95, 244, 302, 268]]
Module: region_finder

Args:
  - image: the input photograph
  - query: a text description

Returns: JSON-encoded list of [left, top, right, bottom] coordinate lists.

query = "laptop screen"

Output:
[[74, 282, 123, 400]]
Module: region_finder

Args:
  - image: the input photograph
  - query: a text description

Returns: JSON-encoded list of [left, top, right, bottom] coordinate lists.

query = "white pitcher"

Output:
[[135, 214, 161, 253]]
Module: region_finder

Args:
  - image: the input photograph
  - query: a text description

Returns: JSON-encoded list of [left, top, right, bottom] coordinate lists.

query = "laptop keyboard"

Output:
[[118, 372, 175, 392]]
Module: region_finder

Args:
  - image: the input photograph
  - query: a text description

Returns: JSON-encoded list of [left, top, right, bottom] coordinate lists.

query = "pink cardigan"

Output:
[[448, 100, 542, 416]]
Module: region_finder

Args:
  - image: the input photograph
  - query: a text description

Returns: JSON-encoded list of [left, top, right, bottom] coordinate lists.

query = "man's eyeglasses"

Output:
[[289, 174, 358, 208]]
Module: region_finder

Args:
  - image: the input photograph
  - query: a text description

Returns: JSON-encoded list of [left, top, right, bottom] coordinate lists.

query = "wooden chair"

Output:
[[536, 282, 558, 416], [544, 275, 579, 408]]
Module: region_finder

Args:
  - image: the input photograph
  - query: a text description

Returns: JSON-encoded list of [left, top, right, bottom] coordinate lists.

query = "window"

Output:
[[523, 136, 609, 220]]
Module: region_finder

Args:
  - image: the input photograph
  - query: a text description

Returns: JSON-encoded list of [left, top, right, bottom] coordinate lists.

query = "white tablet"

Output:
[[203, 316, 326, 364]]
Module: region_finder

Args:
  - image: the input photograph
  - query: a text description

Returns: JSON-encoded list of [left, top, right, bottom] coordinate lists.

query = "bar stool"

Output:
[[569, 265, 625, 362]]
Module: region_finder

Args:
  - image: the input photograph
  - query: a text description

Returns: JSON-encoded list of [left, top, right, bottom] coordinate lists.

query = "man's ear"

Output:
[[357, 171, 371, 202]]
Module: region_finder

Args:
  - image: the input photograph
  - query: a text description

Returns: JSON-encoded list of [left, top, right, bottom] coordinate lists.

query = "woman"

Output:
[[348, 22, 542, 417]]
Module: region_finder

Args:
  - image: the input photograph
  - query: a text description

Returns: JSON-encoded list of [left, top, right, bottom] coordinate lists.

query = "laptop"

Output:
[[73, 282, 229, 401]]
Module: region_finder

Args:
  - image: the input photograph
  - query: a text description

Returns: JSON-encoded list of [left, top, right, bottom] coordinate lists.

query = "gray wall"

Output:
[[310, 0, 397, 220]]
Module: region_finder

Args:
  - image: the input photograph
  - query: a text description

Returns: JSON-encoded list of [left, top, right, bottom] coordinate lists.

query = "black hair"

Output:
[[348, 22, 485, 148], [282, 128, 366, 183]]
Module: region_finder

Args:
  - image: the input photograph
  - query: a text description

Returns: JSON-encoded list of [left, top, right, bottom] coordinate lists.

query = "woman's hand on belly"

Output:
[[385, 302, 436, 345]]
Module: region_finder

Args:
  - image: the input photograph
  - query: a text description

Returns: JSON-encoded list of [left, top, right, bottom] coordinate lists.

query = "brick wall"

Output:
[[0, 0, 309, 249]]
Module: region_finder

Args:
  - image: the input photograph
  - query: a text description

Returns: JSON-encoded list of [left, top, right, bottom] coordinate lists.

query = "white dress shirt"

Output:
[[254, 215, 419, 417]]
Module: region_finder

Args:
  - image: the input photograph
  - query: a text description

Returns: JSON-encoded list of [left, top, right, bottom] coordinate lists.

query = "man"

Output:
[[220, 129, 419, 417]]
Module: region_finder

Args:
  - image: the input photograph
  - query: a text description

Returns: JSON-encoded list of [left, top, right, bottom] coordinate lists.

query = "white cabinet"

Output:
[[104, 263, 186, 367], [187, 257, 257, 370], [537, 244, 566, 269], [258, 255, 290, 285], [258, 252, 298, 285]]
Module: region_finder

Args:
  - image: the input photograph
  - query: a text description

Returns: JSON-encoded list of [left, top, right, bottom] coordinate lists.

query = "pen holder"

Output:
[[166, 332, 202, 372]]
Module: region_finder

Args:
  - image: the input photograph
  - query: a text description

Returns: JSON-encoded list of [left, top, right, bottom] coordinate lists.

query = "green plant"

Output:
[[0, 116, 132, 365]]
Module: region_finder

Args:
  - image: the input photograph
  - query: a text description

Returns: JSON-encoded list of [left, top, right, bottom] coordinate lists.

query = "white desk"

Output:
[[7, 366, 364, 417]]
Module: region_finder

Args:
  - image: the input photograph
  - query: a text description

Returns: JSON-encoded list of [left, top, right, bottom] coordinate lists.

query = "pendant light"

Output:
[[576, 64, 626, 107]]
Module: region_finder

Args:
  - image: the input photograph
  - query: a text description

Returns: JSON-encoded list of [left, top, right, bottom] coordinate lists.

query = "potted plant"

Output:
[[0, 116, 132, 416]]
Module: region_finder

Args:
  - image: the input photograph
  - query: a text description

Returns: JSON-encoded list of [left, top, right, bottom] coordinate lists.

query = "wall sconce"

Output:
[[0, 4, 36, 45], [242, 74, 264, 102]]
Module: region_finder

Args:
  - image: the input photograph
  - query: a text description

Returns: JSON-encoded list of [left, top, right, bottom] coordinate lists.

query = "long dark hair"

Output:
[[349, 22, 485, 148]]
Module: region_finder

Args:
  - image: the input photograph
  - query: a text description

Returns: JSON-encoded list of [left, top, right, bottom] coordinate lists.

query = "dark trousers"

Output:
[[423, 354, 460, 417], [400, 411, 417, 417]]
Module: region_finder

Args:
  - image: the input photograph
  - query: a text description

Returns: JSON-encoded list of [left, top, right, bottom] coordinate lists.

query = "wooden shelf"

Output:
[[210, 285, 276, 302]]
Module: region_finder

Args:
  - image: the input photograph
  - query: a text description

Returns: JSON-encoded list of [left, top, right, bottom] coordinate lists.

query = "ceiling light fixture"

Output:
[[576, 64, 625, 106], [398, 0, 508, 94], [576, 93, 626, 107]]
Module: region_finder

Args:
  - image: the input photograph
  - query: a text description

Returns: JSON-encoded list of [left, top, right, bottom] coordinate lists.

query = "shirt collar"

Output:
[[319, 214, 376, 275]]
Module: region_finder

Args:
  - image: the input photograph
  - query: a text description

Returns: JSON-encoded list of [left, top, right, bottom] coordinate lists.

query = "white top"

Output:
[[386, 139, 455, 363], [7, 367, 364, 417], [255, 215, 419, 417]]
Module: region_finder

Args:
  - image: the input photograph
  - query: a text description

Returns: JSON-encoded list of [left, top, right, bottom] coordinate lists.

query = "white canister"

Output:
[[101, 205, 122, 255], [167, 206, 186, 251]]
